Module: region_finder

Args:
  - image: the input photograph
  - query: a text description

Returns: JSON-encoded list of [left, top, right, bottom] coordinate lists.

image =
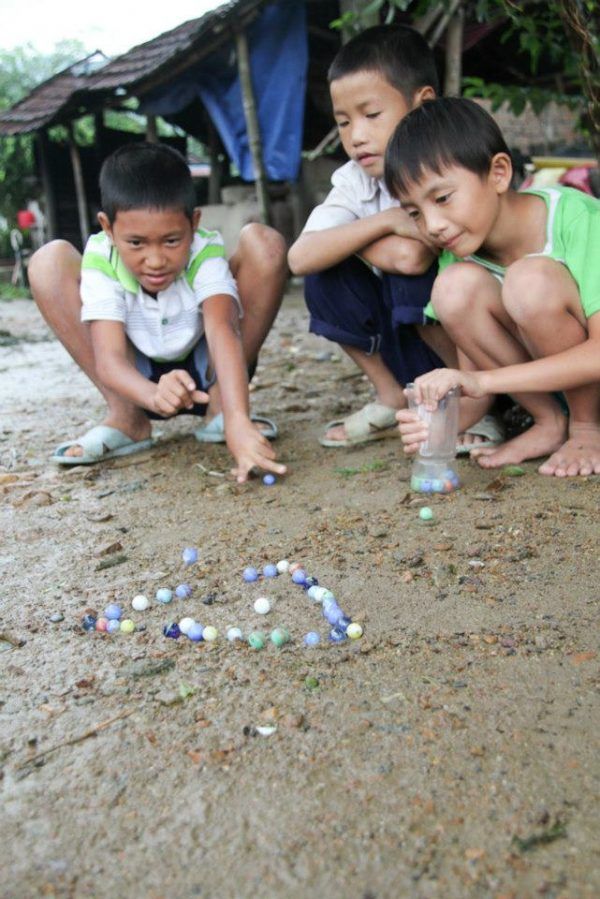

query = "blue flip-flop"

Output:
[[52, 425, 154, 465], [194, 413, 278, 444]]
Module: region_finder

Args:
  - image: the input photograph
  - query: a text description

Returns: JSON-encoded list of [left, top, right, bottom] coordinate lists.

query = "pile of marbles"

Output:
[[242, 559, 363, 647], [81, 603, 136, 635], [410, 467, 460, 494]]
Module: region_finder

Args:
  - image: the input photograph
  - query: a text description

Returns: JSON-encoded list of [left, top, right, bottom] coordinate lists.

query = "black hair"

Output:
[[328, 24, 439, 101], [99, 142, 196, 224], [384, 97, 512, 197]]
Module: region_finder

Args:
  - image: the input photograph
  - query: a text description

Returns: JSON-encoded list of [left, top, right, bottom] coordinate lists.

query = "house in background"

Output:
[[0, 0, 584, 252]]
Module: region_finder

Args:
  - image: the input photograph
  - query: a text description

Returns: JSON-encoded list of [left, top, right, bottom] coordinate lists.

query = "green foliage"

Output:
[[329, 1, 591, 125], [0, 41, 87, 222]]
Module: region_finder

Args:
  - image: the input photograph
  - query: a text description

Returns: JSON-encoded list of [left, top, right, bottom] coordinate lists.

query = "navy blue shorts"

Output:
[[304, 256, 442, 386]]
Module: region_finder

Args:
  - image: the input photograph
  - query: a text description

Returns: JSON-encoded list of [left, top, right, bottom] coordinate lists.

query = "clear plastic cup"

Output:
[[405, 384, 461, 494]]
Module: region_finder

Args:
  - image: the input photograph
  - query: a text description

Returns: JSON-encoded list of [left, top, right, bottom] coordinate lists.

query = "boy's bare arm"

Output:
[[288, 206, 427, 276], [202, 295, 286, 482], [410, 315, 600, 404], [359, 234, 436, 275], [90, 320, 206, 415]]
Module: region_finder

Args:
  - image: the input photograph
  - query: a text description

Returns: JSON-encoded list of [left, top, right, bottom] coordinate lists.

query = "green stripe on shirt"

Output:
[[186, 245, 227, 286]]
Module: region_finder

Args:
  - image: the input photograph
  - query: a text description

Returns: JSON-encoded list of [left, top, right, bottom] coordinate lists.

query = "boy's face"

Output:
[[398, 158, 512, 257], [330, 70, 432, 179], [98, 207, 201, 294]]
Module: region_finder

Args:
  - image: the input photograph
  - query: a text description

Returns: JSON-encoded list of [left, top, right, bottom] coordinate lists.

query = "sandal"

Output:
[[319, 401, 398, 448], [52, 425, 154, 466], [456, 414, 504, 456]]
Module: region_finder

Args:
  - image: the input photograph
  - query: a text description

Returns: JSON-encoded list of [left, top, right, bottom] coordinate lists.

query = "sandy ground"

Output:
[[0, 288, 599, 899]]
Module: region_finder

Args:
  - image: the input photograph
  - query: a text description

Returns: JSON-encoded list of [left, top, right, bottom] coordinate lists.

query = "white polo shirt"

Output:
[[80, 228, 239, 361], [302, 159, 399, 232]]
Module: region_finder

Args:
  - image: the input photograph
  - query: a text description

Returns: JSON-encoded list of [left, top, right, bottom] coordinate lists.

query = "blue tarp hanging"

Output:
[[140, 0, 307, 182]]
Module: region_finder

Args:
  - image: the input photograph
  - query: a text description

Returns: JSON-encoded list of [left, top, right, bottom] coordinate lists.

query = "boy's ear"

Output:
[[97, 211, 113, 239], [412, 85, 436, 108], [489, 153, 513, 194], [192, 207, 202, 231]]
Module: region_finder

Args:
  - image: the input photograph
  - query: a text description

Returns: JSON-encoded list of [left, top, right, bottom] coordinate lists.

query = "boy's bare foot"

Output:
[[471, 415, 567, 469], [538, 424, 600, 477], [63, 415, 152, 458]]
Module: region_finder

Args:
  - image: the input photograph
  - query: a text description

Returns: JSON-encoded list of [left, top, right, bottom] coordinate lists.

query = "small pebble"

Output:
[[155, 588, 173, 604], [119, 619, 135, 634], [132, 595, 149, 612], [243, 567, 259, 583], [175, 584, 192, 599], [227, 627, 243, 642], [270, 627, 290, 647], [346, 622, 363, 640], [254, 597, 271, 615], [262, 474, 276, 486], [187, 622, 204, 642], [95, 617, 108, 633], [304, 631, 321, 647], [104, 604, 122, 621], [276, 560, 290, 574], [163, 622, 181, 639], [291, 569, 307, 585], [202, 593, 216, 606], [82, 614, 97, 632], [106, 620, 121, 635], [178, 617, 196, 635], [248, 631, 265, 650], [263, 564, 278, 578], [49, 612, 64, 623], [419, 506, 434, 522], [182, 547, 198, 566], [202, 625, 218, 642]]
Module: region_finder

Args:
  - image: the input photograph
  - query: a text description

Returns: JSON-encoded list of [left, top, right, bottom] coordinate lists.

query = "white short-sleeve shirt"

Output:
[[302, 159, 399, 232], [80, 228, 239, 361]]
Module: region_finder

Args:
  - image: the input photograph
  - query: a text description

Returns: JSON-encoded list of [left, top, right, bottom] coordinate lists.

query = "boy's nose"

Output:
[[146, 248, 166, 269]]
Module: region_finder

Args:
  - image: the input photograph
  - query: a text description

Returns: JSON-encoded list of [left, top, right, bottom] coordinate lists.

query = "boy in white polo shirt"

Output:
[[288, 25, 495, 451], [29, 142, 287, 483]]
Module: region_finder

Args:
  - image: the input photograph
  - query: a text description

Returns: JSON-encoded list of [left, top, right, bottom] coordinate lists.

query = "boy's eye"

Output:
[[127, 239, 143, 248], [165, 238, 182, 247], [435, 193, 452, 205], [336, 119, 349, 129], [366, 111, 381, 120], [405, 208, 420, 220]]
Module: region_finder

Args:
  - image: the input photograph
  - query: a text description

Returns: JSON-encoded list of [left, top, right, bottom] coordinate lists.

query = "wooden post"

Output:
[[444, 5, 464, 96], [146, 115, 158, 143], [69, 124, 90, 247], [207, 119, 223, 205], [37, 130, 58, 241], [234, 27, 271, 226]]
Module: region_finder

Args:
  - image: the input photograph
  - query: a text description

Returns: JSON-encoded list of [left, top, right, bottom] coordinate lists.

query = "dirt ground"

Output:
[[1, 286, 599, 899]]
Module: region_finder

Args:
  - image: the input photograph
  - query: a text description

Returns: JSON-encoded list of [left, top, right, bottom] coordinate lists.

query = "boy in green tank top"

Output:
[[384, 97, 600, 478]]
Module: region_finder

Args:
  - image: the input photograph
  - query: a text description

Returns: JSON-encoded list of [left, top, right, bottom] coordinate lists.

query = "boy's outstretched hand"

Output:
[[225, 415, 287, 484], [153, 370, 209, 417]]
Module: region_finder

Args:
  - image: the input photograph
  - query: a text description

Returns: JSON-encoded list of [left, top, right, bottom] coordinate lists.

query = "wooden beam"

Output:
[[69, 124, 90, 246], [234, 27, 270, 226], [36, 130, 58, 241], [444, 5, 464, 96]]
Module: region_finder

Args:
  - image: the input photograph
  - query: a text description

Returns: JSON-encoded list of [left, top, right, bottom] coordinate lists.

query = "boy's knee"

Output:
[[503, 257, 565, 323], [28, 240, 80, 291], [431, 262, 486, 323], [236, 223, 287, 275]]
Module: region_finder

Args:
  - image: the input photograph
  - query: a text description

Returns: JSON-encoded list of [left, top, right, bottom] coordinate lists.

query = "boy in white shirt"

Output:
[[288, 25, 494, 449], [29, 142, 287, 483]]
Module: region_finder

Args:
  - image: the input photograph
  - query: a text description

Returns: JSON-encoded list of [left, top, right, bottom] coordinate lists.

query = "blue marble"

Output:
[[243, 567, 259, 582], [328, 627, 348, 643], [104, 604, 122, 621], [187, 622, 204, 642], [182, 547, 198, 566], [262, 474, 276, 486], [303, 631, 321, 647], [263, 564, 278, 578], [163, 622, 181, 639], [175, 584, 192, 599], [82, 614, 97, 632], [291, 569, 307, 585]]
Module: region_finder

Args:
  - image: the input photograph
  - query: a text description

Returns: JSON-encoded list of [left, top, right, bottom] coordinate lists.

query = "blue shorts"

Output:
[[304, 256, 443, 385]]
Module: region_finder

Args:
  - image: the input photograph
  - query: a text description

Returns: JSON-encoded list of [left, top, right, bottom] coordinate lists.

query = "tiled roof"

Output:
[[0, 53, 108, 135], [0, 0, 267, 135]]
